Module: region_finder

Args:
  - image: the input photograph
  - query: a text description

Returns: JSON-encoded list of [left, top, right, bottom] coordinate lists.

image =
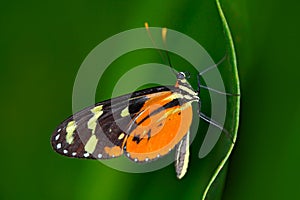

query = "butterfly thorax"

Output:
[[174, 72, 199, 104]]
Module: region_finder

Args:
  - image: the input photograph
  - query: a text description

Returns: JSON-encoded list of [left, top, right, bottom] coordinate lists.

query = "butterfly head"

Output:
[[176, 72, 191, 86], [176, 72, 190, 80]]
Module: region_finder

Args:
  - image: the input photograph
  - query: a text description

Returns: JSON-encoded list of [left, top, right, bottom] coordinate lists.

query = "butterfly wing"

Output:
[[51, 103, 128, 159], [124, 97, 193, 162], [51, 86, 180, 159]]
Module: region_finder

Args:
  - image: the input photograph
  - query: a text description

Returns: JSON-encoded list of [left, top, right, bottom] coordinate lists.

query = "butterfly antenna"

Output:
[[144, 22, 177, 76], [144, 22, 166, 62], [199, 54, 227, 76], [161, 27, 177, 76]]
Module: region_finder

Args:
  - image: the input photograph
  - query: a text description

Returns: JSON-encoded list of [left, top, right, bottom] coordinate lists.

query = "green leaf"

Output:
[[201, 0, 241, 199]]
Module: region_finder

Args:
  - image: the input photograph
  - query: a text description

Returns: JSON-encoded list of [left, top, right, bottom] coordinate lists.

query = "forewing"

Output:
[[50, 86, 173, 159]]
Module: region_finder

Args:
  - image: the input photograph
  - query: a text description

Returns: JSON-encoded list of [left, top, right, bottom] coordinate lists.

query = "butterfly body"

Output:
[[51, 72, 199, 177]]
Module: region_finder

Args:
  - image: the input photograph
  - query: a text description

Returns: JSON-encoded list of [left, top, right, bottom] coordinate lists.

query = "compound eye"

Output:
[[177, 72, 186, 79]]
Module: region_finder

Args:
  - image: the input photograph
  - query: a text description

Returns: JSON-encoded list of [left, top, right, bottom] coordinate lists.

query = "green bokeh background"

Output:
[[1, 0, 298, 199]]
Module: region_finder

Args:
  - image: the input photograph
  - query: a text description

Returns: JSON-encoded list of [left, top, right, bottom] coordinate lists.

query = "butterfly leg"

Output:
[[198, 112, 234, 144]]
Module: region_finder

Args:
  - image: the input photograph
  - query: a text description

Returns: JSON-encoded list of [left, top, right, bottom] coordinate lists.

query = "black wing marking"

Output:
[[51, 85, 175, 159]]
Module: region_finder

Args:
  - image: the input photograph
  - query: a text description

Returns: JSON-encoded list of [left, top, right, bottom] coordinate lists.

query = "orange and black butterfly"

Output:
[[51, 71, 201, 178], [50, 25, 231, 179]]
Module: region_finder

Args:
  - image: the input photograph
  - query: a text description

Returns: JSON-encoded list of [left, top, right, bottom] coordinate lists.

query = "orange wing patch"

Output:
[[104, 146, 123, 157], [126, 101, 193, 162]]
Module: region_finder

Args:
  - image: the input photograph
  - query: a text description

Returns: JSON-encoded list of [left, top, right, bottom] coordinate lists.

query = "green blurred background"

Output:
[[1, 0, 299, 199]]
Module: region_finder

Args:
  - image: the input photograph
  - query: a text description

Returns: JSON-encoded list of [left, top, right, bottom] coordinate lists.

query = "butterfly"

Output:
[[51, 70, 203, 178], [50, 24, 232, 179]]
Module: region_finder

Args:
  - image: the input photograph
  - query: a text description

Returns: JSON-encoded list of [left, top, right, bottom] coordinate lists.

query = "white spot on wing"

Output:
[[72, 152, 77, 156], [55, 134, 60, 141], [83, 152, 89, 157], [63, 150, 68, 154], [134, 158, 138, 162], [57, 128, 61, 132], [56, 143, 61, 149], [98, 154, 102, 158]]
